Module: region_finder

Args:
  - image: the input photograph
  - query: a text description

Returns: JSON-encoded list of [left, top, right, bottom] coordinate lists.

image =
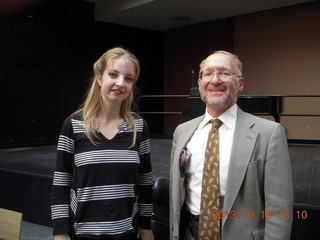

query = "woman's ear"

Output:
[[97, 75, 102, 87]]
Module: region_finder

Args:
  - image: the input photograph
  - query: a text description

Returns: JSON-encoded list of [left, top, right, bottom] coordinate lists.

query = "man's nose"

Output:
[[209, 72, 221, 84]]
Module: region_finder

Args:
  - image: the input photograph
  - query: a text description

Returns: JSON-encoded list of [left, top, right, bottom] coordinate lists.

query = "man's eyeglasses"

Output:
[[199, 70, 241, 82]]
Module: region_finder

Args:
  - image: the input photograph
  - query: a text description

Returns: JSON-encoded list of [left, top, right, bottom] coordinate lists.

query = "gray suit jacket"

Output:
[[170, 106, 293, 240]]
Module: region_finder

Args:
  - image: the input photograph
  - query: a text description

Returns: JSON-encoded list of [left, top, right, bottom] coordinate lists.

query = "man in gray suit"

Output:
[[170, 50, 293, 240]]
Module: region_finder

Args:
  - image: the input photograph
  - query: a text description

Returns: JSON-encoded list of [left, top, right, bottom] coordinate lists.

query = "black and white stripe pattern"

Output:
[[70, 189, 78, 215], [74, 150, 139, 167], [71, 119, 86, 133], [138, 203, 153, 217], [77, 184, 135, 202], [52, 204, 69, 219], [51, 112, 153, 238], [139, 139, 150, 155], [57, 135, 74, 153], [74, 217, 133, 236], [53, 172, 72, 186], [138, 172, 153, 186]]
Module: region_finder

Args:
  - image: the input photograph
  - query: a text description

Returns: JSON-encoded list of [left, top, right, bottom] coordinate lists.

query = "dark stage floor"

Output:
[[0, 138, 171, 179], [1, 139, 320, 205], [1, 139, 320, 239]]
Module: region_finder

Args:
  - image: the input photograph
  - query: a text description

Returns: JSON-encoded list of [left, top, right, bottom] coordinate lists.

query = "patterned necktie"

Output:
[[199, 119, 222, 240]]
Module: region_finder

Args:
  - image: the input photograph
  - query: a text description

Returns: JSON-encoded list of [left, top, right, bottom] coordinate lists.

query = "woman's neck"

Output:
[[98, 102, 123, 123]]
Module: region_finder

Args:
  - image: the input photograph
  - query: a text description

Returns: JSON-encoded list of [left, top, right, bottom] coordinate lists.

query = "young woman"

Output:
[[51, 47, 154, 240]]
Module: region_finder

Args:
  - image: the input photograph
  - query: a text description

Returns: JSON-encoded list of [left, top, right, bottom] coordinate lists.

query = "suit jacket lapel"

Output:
[[223, 108, 258, 220], [174, 115, 204, 207], [178, 115, 204, 152]]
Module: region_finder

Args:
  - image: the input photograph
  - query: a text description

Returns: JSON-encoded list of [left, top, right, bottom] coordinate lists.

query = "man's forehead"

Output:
[[207, 53, 233, 61], [204, 53, 234, 68]]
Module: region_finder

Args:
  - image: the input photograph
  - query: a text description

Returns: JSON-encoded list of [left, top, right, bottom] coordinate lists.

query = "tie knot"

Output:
[[210, 119, 222, 129]]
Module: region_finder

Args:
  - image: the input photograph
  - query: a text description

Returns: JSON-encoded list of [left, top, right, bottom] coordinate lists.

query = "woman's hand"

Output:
[[139, 229, 154, 240], [54, 233, 71, 240]]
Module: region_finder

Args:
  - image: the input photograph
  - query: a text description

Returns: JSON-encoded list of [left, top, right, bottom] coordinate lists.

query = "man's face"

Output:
[[198, 53, 244, 114]]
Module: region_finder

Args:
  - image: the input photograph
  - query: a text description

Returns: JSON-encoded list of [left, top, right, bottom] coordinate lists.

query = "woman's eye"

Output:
[[125, 77, 133, 82], [108, 72, 118, 78]]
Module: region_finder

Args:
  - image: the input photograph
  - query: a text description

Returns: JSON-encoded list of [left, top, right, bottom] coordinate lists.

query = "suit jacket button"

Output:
[[173, 234, 178, 239]]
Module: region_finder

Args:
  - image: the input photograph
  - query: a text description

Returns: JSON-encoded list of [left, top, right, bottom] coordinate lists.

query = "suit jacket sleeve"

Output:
[[264, 123, 293, 240], [223, 109, 293, 240]]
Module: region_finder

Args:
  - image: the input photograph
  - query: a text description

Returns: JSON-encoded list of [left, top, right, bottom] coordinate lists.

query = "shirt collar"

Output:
[[200, 104, 238, 130]]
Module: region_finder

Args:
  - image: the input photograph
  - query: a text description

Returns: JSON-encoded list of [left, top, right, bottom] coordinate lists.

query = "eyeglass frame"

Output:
[[199, 69, 242, 82]]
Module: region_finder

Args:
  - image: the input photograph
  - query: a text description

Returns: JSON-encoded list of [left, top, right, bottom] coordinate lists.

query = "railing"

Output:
[[139, 94, 320, 143], [140, 94, 320, 116]]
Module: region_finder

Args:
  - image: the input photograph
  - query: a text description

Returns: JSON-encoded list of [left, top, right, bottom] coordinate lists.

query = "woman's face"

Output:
[[98, 57, 135, 105]]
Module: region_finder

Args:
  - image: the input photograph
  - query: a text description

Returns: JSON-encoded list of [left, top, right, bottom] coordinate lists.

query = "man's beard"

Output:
[[200, 85, 239, 110], [200, 94, 226, 109]]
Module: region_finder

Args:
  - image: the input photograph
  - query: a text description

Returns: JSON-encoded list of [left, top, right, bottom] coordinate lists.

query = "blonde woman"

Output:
[[52, 47, 154, 240]]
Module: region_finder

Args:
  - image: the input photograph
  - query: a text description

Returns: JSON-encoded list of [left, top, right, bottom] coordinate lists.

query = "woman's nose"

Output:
[[115, 77, 124, 86]]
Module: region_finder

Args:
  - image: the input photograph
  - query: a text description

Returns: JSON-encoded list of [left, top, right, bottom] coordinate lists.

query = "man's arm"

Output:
[[264, 123, 294, 240]]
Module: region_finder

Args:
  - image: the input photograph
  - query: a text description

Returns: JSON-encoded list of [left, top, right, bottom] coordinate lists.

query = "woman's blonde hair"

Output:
[[78, 47, 140, 147]]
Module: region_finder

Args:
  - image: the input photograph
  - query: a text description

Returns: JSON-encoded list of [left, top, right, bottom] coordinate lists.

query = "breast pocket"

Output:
[[247, 159, 261, 172]]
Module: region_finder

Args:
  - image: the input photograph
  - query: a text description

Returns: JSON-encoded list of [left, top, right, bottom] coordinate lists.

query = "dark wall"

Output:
[[0, 0, 164, 147], [164, 18, 234, 134]]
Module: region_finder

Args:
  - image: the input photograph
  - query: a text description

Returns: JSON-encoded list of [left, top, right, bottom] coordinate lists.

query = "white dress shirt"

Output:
[[184, 104, 237, 215]]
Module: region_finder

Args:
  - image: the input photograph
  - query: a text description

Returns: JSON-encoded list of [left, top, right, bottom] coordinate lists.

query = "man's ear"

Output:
[[238, 77, 244, 91]]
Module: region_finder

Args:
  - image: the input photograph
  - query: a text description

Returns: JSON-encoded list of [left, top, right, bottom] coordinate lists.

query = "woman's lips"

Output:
[[112, 89, 124, 95]]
